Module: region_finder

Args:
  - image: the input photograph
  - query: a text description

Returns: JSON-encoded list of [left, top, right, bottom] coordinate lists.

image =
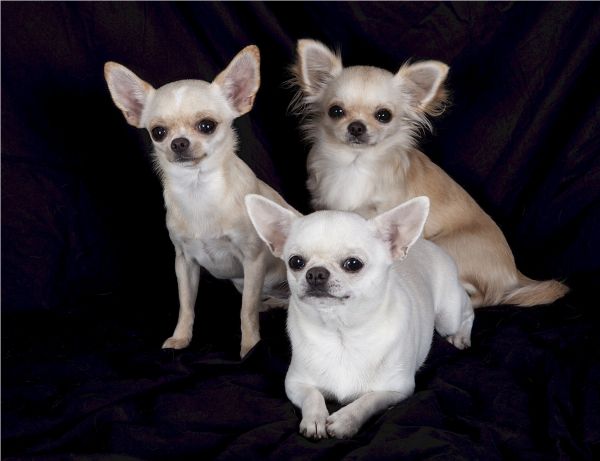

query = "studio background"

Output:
[[2, 2, 599, 460]]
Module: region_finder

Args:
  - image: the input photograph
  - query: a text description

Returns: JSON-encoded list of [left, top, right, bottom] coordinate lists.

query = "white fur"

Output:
[[105, 46, 289, 358], [245, 195, 474, 439], [307, 138, 411, 216]]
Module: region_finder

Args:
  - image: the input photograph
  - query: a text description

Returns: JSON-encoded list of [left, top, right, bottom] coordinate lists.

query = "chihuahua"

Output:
[[246, 194, 474, 439], [104, 46, 289, 358], [290, 39, 568, 308]]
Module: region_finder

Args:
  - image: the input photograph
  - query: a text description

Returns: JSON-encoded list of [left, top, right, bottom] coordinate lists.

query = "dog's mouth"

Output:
[[301, 288, 350, 301], [346, 135, 371, 146], [171, 153, 207, 166]]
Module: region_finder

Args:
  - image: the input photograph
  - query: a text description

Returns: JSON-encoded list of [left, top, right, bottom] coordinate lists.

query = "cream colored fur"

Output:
[[105, 46, 288, 357], [291, 39, 568, 307]]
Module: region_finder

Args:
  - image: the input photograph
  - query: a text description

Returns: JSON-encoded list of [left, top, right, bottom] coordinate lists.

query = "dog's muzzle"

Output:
[[171, 137, 189, 155], [170, 137, 204, 164], [346, 121, 368, 144], [306, 267, 330, 287], [305, 266, 330, 297], [304, 267, 341, 299]]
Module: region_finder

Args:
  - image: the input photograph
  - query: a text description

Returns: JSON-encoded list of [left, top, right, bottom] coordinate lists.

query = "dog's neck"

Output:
[[308, 138, 413, 216]]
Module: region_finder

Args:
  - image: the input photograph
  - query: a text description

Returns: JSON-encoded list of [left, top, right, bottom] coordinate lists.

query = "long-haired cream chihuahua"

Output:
[[246, 194, 474, 439], [104, 46, 289, 358], [290, 39, 568, 308]]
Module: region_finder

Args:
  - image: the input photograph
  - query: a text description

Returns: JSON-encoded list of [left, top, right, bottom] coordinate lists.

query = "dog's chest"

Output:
[[321, 160, 377, 211], [291, 318, 399, 402], [326, 344, 380, 399], [311, 147, 405, 215], [178, 235, 243, 280], [164, 182, 245, 280]]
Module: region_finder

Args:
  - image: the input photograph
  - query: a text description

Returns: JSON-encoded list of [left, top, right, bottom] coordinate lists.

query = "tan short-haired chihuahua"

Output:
[[105, 46, 288, 357], [291, 39, 568, 308]]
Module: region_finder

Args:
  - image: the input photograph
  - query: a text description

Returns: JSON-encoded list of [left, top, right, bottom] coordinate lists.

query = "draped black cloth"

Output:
[[2, 2, 599, 460]]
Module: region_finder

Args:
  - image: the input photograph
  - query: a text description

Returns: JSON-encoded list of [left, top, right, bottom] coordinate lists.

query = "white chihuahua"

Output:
[[246, 194, 474, 439], [291, 39, 568, 308], [105, 46, 289, 358]]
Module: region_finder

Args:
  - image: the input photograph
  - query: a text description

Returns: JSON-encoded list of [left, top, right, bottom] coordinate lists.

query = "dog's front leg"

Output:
[[326, 389, 410, 439], [162, 248, 200, 350], [239, 253, 267, 358], [286, 380, 330, 440]]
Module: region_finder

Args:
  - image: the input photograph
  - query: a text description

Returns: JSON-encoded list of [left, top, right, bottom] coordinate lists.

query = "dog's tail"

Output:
[[500, 272, 569, 307]]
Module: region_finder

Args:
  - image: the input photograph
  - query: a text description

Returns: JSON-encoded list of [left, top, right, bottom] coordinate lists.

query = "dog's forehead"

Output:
[[287, 211, 379, 254], [145, 80, 230, 122], [328, 66, 398, 105]]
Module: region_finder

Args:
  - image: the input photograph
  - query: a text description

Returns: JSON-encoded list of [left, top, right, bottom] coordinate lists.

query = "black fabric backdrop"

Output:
[[2, 2, 600, 460]]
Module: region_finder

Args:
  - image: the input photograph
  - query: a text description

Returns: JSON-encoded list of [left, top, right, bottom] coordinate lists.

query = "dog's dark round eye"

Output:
[[198, 119, 217, 134], [328, 105, 345, 119], [288, 255, 306, 271], [374, 109, 392, 124], [151, 126, 168, 141], [342, 257, 363, 272]]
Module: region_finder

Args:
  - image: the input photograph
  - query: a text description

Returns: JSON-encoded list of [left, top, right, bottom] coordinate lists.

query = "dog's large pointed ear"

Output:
[[371, 196, 430, 261], [294, 39, 343, 97], [245, 194, 301, 258], [213, 45, 261, 116], [104, 62, 154, 128], [396, 61, 449, 116]]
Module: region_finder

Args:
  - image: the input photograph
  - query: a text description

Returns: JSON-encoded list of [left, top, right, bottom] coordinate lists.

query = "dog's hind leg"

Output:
[[239, 252, 268, 358], [435, 286, 474, 350]]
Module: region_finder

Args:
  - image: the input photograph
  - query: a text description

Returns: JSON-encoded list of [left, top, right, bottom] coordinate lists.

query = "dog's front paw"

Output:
[[240, 333, 260, 359], [299, 411, 329, 440], [239, 342, 254, 359], [162, 336, 191, 350], [240, 339, 259, 359], [326, 408, 361, 439]]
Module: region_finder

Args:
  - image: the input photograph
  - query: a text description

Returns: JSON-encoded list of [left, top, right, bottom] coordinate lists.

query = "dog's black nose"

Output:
[[347, 121, 367, 137], [171, 137, 190, 155], [306, 267, 330, 287]]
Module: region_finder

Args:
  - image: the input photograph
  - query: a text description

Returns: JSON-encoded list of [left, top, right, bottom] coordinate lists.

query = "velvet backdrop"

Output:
[[2, 2, 599, 460]]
